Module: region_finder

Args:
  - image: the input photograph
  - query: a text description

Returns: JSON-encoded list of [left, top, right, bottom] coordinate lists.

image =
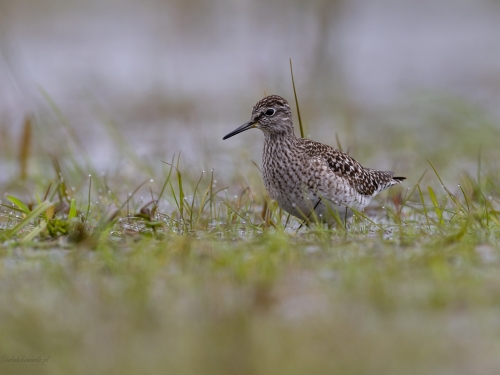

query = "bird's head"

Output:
[[223, 95, 294, 140]]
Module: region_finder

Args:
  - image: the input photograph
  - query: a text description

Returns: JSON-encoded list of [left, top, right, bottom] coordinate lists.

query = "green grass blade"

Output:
[[18, 116, 32, 180], [3, 201, 53, 240], [0, 204, 26, 215], [417, 184, 430, 229], [177, 170, 185, 221], [21, 221, 48, 243], [85, 175, 92, 223], [428, 186, 443, 225], [289, 59, 305, 138], [6, 195, 30, 214], [68, 198, 77, 219], [189, 171, 204, 228], [195, 181, 212, 229]]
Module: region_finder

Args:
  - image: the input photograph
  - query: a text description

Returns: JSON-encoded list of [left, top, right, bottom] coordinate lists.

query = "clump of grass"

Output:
[[2, 130, 498, 245]]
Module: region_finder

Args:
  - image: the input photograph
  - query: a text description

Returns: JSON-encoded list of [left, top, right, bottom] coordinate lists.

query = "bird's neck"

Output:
[[263, 131, 298, 161], [264, 130, 297, 144]]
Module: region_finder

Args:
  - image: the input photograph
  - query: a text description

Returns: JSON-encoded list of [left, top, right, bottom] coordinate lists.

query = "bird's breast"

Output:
[[261, 142, 315, 213]]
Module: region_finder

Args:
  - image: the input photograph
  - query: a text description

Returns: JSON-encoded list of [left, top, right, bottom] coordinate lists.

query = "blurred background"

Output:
[[1, 0, 500, 185]]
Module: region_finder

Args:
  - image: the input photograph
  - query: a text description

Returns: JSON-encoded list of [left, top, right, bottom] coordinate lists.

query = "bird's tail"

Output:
[[368, 170, 406, 194], [384, 173, 406, 188], [391, 176, 406, 183]]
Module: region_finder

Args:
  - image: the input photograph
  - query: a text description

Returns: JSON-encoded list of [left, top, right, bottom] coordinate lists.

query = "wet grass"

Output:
[[1, 93, 500, 375]]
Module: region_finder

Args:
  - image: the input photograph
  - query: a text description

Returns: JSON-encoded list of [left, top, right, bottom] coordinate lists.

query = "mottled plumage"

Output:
[[223, 95, 405, 224]]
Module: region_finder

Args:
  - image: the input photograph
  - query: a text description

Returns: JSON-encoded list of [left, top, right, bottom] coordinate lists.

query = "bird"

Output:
[[223, 95, 405, 225]]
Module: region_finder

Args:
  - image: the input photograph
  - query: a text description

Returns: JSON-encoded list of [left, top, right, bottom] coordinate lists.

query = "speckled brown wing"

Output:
[[300, 139, 402, 196]]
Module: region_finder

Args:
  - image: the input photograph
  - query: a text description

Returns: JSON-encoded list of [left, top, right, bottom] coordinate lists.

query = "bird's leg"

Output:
[[296, 197, 323, 231]]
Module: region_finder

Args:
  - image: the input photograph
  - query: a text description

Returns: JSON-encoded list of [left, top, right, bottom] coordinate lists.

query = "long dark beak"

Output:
[[223, 121, 255, 140]]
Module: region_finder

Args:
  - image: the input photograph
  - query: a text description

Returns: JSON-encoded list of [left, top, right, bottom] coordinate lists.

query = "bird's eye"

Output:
[[265, 109, 275, 116]]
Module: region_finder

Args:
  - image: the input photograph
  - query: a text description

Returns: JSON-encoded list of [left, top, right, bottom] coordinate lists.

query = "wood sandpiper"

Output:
[[223, 95, 405, 225]]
